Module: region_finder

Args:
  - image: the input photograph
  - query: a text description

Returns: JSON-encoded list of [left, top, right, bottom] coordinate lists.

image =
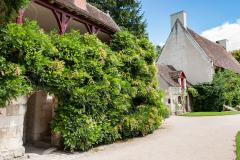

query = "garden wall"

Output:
[[0, 96, 27, 160]]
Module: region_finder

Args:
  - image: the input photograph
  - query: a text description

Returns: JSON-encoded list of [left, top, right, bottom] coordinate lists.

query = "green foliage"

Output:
[[0, 0, 29, 23], [232, 49, 240, 63], [189, 70, 240, 111], [236, 131, 240, 160], [187, 87, 198, 97], [121, 106, 163, 138], [0, 57, 31, 107], [0, 21, 168, 151], [52, 106, 102, 151], [155, 45, 163, 58], [88, 0, 147, 37], [180, 111, 240, 117]]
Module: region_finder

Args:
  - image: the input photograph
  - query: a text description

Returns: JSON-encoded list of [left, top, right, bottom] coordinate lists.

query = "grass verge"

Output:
[[236, 131, 240, 160], [180, 111, 240, 117]]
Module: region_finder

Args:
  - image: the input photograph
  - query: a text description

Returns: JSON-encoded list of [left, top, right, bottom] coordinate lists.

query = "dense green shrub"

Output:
[[0, 56, 31, 106], [236, 131, 240, 160], [0, 21, 168, 151], [189, 70, 240, 111]]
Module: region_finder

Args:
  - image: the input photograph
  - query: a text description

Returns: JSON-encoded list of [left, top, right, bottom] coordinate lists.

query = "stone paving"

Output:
[[25, 115, 240, 160]]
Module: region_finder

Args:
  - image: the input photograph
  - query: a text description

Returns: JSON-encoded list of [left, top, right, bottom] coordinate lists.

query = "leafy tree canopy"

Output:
[[155, 45, 163, 60], [88, 0, 147, 37], [232, 49, 240, 63]]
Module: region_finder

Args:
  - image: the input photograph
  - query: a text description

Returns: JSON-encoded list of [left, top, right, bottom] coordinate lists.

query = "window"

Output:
[[178, 96, 182, 104], [168, 99, 171, 104]]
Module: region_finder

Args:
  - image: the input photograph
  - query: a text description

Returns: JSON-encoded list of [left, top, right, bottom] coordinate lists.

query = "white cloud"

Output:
[[201, 19, 240, 51]]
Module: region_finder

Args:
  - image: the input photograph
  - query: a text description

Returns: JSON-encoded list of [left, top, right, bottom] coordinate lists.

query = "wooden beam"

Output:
[[52, 10, 72, 34], [85, 24, 100, 35], [33, 0, 113, 35]]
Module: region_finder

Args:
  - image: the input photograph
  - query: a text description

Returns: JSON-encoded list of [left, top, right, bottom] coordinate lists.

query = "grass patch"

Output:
[[236, 131, 240, 160], [180, 111, 240, 117]]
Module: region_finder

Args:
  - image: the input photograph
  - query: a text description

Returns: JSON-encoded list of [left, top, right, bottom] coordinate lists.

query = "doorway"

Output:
[[24, 91, 55, 148], [185, 96, 189, 112]]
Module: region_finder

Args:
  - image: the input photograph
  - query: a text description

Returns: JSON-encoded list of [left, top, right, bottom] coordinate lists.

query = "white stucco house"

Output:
[[156, 11, 240, 114], [156, 64, 191, 115], [157, 11, 240, 85]]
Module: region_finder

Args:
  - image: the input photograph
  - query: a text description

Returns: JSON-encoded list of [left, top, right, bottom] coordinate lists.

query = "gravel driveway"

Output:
[[26, 115, 240, 160]]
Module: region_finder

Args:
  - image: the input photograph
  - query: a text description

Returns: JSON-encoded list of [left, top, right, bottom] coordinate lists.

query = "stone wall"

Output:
[[0, 96, 27, 160]]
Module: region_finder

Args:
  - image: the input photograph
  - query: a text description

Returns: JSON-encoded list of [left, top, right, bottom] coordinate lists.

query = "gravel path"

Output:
[[26, 115, 240, 160]]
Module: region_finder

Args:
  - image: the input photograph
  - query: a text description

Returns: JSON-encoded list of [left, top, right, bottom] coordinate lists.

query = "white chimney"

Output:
[[216, 39, 229, 51], [171, 11, 187, 29], [71, 0, 87, 10]]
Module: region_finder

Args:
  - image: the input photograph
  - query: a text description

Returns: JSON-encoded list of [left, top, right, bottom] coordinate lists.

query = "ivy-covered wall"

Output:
[[0, 21, 169, 151]]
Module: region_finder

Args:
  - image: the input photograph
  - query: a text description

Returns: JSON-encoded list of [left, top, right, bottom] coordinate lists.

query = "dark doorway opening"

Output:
[[24, 91, 55, 149]]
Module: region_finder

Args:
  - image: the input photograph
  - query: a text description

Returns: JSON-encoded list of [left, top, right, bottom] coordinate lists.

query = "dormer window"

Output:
[[179, 72, 186, 90]]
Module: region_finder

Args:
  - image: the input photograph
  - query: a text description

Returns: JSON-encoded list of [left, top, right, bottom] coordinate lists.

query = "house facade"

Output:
[[0, 1, 118, 159], [157, 11, 240, 85], [157, 65, 191, 115]]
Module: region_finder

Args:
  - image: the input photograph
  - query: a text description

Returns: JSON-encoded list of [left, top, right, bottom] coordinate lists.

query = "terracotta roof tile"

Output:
[[187, 28, 240, 74]]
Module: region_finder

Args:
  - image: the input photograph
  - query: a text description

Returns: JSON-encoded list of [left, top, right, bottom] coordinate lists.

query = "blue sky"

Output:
[[141, 0, 240, 50]]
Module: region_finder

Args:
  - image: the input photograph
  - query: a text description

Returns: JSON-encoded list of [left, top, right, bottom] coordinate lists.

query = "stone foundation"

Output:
[[0, 96, 27, 160]]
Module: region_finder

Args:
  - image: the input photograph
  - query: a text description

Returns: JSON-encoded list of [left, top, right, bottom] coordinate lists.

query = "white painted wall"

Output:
[[0, 96, 27, 159], [157, 21, 215, 85]]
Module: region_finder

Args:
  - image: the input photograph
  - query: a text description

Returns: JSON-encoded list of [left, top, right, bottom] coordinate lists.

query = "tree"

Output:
[[155, 45, 163, 58], [232, 49, 240, 63], [88, 0, 147, 37]]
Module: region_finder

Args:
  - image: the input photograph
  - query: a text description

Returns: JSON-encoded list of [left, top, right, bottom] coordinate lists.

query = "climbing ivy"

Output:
[[0, 21, 169, 151]]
